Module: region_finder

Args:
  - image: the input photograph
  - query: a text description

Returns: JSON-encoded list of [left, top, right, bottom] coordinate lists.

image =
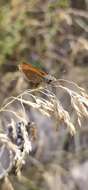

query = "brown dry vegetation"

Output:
[[0, 0, 88, 190]]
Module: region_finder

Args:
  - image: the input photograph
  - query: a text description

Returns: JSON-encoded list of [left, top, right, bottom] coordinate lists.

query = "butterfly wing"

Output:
[[19, 62, 47, 84]]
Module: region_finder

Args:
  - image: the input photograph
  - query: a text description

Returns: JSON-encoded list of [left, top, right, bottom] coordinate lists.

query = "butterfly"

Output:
[[19, 62, 55, 87]]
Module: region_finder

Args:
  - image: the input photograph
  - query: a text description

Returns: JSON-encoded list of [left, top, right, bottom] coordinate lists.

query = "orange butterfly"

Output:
[[19, 62, 55, 87]]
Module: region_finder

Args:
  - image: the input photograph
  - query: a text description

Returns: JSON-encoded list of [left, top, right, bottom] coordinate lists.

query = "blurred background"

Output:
[[0, 0, 88, 103], [0, 0, 88, 190]]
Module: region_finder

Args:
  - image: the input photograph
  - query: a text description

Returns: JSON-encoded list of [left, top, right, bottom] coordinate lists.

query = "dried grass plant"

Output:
[[0, 79, 88, 189]]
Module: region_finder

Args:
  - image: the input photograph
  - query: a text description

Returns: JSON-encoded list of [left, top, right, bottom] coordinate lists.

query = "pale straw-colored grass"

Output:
[[0, 79, 88, 180]]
